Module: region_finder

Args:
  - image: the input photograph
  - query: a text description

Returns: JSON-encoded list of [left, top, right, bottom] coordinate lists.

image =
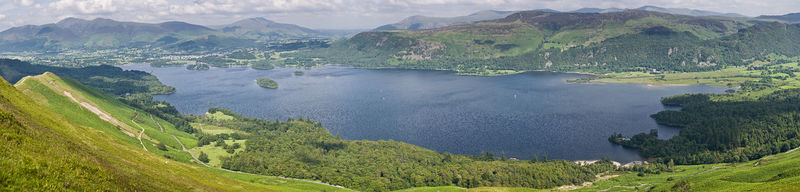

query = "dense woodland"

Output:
[[191, 107, 615, 191], [611, 89, 800, 165]]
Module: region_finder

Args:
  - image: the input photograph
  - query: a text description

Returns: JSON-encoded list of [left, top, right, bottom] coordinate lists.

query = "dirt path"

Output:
[[696, 166, 721, 175], [598, 183, 652, 192], [170, 135, 352, 191], [131, 111, 148, 152], [786, 146, 800, 154], [150, 114, 164, 132]]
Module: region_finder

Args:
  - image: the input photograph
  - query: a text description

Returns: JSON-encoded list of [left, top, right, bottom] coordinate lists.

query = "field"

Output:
[[586, 56, 800, 99], [189, 139, 246, 167], [192, 122, 247, 135]]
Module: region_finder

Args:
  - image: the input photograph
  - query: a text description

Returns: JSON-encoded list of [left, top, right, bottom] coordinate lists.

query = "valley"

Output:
[[2, 2, 800, 192]]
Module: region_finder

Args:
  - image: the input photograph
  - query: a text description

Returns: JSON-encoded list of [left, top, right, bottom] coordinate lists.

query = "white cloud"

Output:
[[17, 0, 34, 7], [0, 0, 797, 30], [49, 0, 117, 14], [0, 14, 6, 20]]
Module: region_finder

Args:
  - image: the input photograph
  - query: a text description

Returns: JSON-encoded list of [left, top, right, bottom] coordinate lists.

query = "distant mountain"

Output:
[[571, 8, 624, 13], [308, 10, 772, 73], [0, 17, 325, 51], [215, 17, 323, 42], [374, 10, 515, 31], [570, 6, 747, 17], [757, 13, 800, 23], [0, 17, 219, 51], [636, 6, 747, 18]]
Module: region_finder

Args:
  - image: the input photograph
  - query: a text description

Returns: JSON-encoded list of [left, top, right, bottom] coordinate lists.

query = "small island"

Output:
[[294, 70, 304, 76], [186, 63, 210, 70], [256, 78, 279, 89]]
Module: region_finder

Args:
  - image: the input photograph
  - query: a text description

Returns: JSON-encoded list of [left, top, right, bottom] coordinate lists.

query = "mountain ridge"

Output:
[[570, 6, 747, 17], [374, 10, 515, 31], [0, 16, 324, 51]]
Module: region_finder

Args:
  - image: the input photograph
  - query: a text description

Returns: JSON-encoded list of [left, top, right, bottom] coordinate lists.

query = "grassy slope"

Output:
[[0, 74, 279, 191], [8, 73, 348, 191], [398, 149, 800, 192], [577, 148, 800, 192]]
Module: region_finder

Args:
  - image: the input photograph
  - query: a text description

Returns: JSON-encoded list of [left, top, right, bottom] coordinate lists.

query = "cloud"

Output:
[[17, 0, 34, 7], [49, 0, 118, 14], [0, 14, 6, 20], [0, 0, 797, 30]]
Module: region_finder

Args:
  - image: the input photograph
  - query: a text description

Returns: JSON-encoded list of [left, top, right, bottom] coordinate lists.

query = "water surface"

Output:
[[122, 64, 726, 162]]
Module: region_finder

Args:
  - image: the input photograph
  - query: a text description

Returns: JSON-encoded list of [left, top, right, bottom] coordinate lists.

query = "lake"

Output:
[[121, 64, 727, 162]]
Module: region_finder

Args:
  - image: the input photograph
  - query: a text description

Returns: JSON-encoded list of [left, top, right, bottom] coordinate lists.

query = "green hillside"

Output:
[[299, 10, 794, 74], [402, 148, 800, 191], [3, 72, 349, 191]]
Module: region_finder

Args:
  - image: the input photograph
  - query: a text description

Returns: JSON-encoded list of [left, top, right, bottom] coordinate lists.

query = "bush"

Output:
[[198, 152, 210, 163], [157, 143, 167, 151]]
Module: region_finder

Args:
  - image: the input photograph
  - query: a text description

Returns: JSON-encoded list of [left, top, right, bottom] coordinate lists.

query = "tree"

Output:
[[198, 151, 210, 163], [672, 180, 691, 192], [232, 143, 241, 149], [668, 159, 675, 170]]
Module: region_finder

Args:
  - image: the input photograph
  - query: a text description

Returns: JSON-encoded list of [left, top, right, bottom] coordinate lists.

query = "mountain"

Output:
[[0, 17, 218, 50], [636, 6, 747, 17], [571, 7, 624, 13], [0, 17, 324, 51], [757, 13, 800, 23], [307, 10, 763, 74], [374, 10, 515, 30], [215, 17, 323, 41], [571, 6, 747, 17]]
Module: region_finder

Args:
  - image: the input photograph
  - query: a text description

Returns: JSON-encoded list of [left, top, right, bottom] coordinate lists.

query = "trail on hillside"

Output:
[[786, 146, 800, 154], [696, 166, 721, 175], [170, 135, 352, 190], [598, 183, 653, 192], [150, 114, 164, 132], [62, 91, 133, 136], [131, 111, 148, 152]]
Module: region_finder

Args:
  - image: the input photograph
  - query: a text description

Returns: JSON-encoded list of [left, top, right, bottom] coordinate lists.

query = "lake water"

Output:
[[121, 64, 727, 162]]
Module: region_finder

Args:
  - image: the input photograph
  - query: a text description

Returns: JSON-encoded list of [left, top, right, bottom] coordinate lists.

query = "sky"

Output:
[[0, 0, 798, 30]]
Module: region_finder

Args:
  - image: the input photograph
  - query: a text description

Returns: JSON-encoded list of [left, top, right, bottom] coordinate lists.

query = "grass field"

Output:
[[189, 140, 246, 167], [192, 122, 247, 135], [590, 67, 759, 87]]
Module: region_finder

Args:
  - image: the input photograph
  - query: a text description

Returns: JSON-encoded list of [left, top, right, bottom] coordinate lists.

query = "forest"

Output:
[[610, 89, 800, 165], [197, 107, 616, 191]]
